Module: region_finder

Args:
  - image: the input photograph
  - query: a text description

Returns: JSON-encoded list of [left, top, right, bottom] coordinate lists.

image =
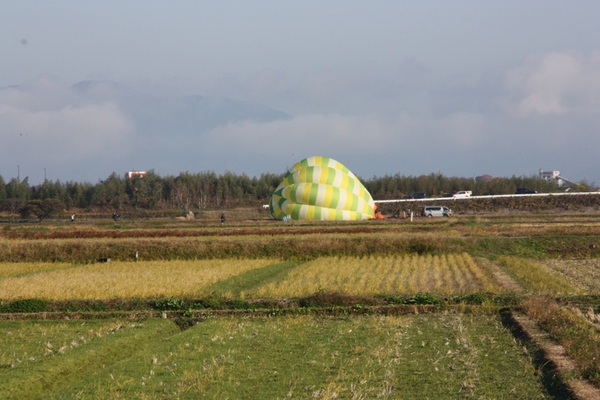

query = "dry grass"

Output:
[[542, 259, 600, 294], [3, 212, 600, 262], [244, 253, 501, 298], [498, 256, 582, 295], [0, 259, 274, 300]]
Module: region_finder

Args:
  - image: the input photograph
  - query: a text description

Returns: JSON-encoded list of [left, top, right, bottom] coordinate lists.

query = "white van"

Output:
[[453, 191, 472, 198], [422, 206, 452, 217]]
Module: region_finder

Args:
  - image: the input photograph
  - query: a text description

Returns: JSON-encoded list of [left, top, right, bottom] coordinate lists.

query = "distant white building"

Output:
[[539, 170, 564, 187], [127, 171, 147, 181]]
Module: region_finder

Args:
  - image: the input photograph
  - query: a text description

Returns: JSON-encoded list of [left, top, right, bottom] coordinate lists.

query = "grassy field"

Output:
[[1, 211, 600, 398], [1, 314, 550, 399]]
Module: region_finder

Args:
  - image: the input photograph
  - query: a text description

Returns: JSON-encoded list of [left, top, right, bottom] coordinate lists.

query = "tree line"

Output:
[[0, 170, 587, 219]]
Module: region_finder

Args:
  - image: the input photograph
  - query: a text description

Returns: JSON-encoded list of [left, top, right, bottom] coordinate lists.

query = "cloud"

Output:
[[206, 62, 433, 116], [0, 79, 134, 168], [245, 68, 290, 100], [0, 76, 73, 112], [1, 102, 134, 163], [2, 49, 599, 185], [203, 113, 418, 159], [435, 112, 485, 147], [507, 51, 600, 117]]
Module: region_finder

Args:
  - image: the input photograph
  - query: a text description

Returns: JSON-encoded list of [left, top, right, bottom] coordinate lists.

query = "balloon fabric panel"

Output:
[[269, 156, 376, 221]]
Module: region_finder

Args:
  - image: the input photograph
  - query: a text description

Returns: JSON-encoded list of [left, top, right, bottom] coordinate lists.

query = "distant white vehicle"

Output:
[[422, 206, 452, 217], [453, 191, 472, 198]]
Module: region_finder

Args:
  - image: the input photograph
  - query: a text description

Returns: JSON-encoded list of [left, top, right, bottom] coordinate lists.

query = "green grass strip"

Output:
[[44, 315, 549, 399], [208, 260, 301, 296], [0, 319, 180, 399]]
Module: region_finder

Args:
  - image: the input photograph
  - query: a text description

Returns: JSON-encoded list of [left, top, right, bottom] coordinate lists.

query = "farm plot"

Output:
[[0, 319, 180, 399], [0, 255, 504, 302], [0, 259, 274, 300], [541, 258, 600, 294], [0, 315, 550, 399], [497, 257, 582, 295], [244, 253, 502, 298]]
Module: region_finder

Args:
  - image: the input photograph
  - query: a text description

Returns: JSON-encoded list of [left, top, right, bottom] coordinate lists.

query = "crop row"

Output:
[[1, 233, 599, 263], [0, 259, 272, 301], [243, 253, 500, 298], [1, 254, 502, 302], [2, 255, 596, 305]]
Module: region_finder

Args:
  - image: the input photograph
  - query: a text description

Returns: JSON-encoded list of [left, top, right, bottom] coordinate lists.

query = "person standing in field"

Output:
[[220, 213, 225, 225]]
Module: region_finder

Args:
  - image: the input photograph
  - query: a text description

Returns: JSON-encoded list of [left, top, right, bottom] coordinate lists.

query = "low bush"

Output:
[[298, 292, 384, 308], [227, 299, 253, 309], [405, 292, 440, 305], [0, 298, 49, 313], [197, 292, 226, 309], [154, 298, 186, 310]]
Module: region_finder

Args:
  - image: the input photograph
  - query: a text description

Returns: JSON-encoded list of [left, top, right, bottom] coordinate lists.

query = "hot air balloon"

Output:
[[269, 156, 378, 221]]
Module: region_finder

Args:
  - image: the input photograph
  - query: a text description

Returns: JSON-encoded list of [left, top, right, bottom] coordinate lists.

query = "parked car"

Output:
[[453, 190, 472, 198], [515, 188, 537, 194], [402, 192, 426, 200], [422, 206, 452, 217], [440, 193, 454, 198]]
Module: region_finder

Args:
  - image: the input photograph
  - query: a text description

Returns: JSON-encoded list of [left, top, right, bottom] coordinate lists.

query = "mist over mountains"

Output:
[[0, 78, 292, 183], [72, 80, 291, 137]]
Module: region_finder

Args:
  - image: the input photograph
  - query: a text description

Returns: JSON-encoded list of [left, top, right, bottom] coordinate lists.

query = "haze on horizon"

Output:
[[1, 1, 599, 186]]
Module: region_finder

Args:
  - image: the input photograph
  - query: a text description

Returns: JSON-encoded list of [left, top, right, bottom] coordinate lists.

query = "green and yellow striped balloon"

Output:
[[269, 156, 376, 221]]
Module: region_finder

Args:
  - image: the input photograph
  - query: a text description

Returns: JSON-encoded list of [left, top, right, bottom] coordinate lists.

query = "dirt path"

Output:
[[481, 257, 600, 398], [476, 257, 525, 293], [509, 312, 600, 400]]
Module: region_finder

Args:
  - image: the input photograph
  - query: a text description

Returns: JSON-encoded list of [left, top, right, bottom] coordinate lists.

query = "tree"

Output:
[[0, 175, 6, 206], [19, 199, 65, 222]]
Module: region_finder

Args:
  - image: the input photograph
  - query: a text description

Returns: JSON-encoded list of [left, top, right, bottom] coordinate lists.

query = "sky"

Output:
[[1, 1, 599, 186]]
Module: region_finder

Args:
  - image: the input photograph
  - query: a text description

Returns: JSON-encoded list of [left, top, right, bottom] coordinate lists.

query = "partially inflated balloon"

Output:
[[269, 156, 376, 221]]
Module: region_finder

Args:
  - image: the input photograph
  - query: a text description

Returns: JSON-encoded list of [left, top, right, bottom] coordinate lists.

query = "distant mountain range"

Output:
[[71, 80, 291, 136]]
